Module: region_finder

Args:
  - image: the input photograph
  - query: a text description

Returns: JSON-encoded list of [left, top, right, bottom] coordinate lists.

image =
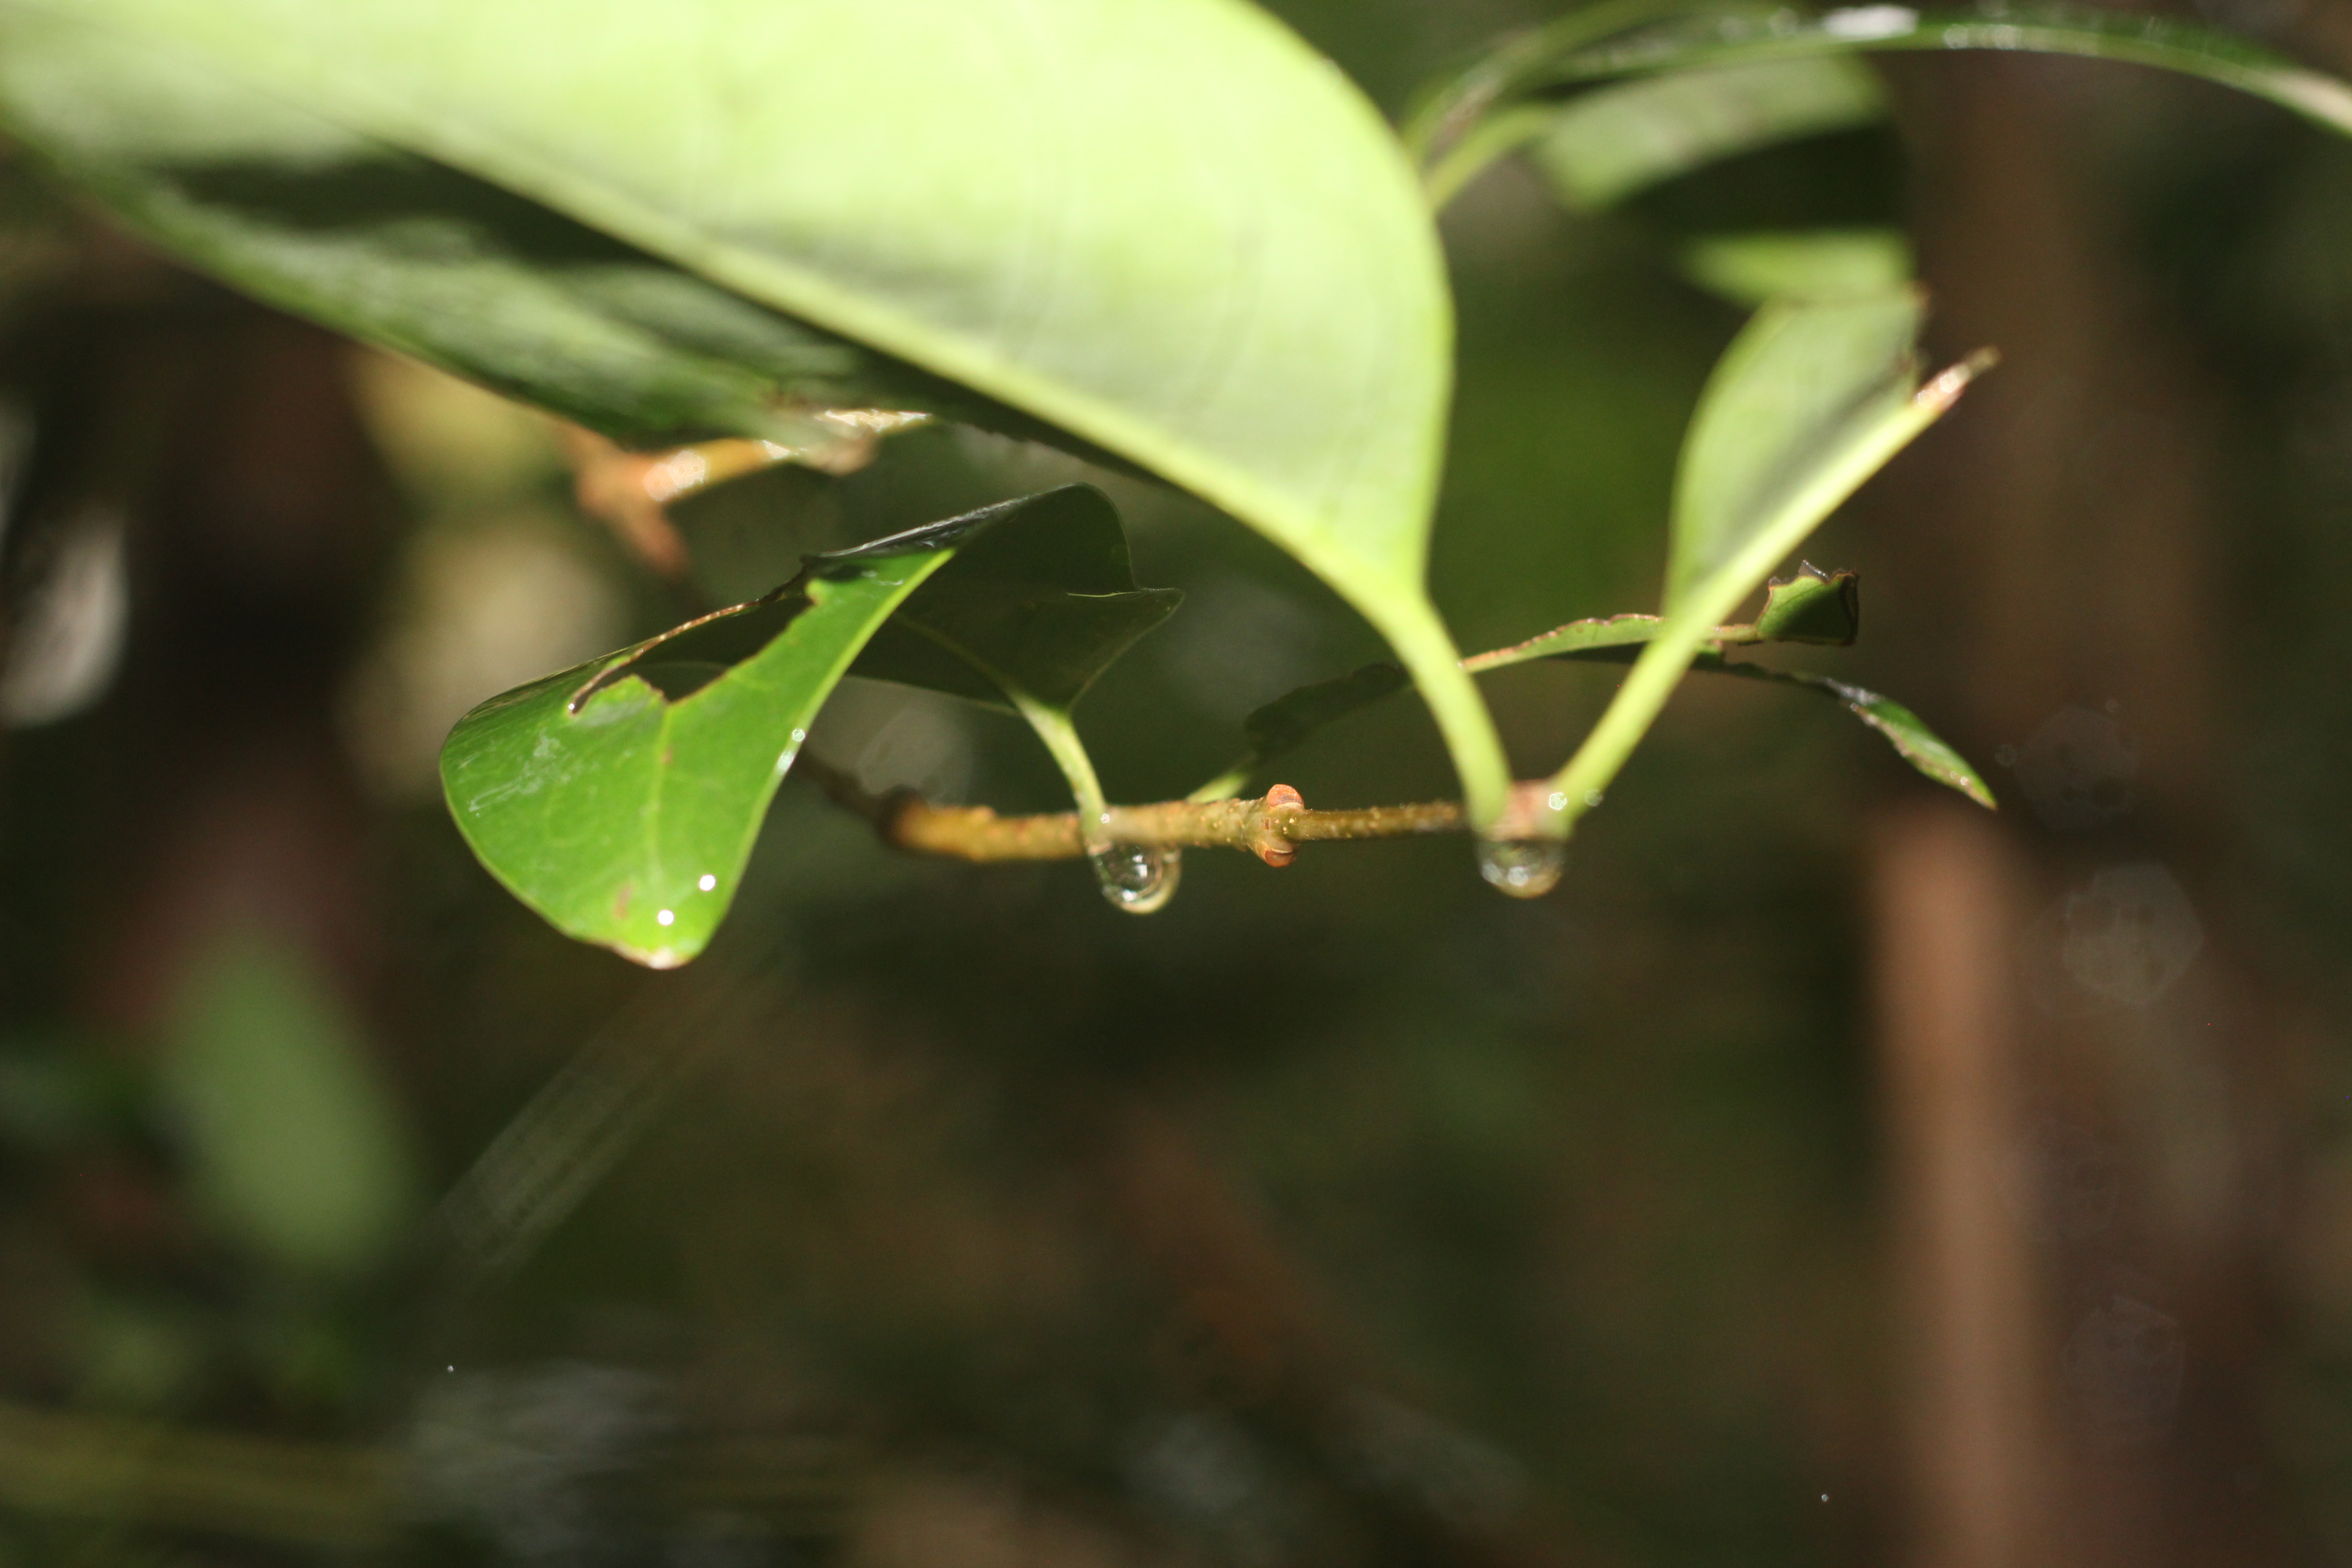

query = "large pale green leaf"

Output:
[[440, 487, 1169, 967], [1412, 2, 2352, 203], [9, 0, 1513, 827], [0, 11, 1036, 450]]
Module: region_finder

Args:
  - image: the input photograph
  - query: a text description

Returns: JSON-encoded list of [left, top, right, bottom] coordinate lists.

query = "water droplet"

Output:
[[1547, 791, 1568, 812], [1478, 838, 1564, 898], [656, 909, 675, 926], [1089, 843, 1181, 914], [1583, 790, 1604, 809], [698, 873, 717, 892]]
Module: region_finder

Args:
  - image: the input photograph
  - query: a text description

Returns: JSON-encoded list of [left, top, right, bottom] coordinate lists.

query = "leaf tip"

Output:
[[1914, 346, 2000, 414]]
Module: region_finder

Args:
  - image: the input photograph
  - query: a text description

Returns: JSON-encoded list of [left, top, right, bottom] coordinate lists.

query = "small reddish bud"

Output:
[[1257, 784, 1303, 867]]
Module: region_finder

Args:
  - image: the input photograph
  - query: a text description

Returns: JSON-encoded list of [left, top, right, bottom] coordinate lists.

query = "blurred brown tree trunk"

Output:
[[1872, 50, 2308, 1568]]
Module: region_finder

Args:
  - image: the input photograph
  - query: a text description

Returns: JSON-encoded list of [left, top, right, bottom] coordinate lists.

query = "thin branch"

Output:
[[560, 412, 930, 577], [797, 756, 1465, 866]]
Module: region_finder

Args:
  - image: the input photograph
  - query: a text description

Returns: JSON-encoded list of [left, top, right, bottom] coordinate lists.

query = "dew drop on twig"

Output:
[[1477, 839, 1564, 899], [1090, 843, 1181, 914]]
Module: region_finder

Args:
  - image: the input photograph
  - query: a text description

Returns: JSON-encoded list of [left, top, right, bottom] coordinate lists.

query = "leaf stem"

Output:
[[1351, 588, 1516, 834]]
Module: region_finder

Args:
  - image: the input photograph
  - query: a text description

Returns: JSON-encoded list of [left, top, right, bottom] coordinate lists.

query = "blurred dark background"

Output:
[[1, 1, 2350, 1563]]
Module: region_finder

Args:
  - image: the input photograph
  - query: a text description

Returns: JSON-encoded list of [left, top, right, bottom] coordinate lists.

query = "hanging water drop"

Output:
[[1477, 838, 1565, 898], [1089, 842, 1181, 914]]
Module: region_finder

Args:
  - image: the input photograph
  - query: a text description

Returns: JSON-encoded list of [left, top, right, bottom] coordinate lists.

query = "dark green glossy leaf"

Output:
[[22, 0, 1515, 828], [440, 486, 1160, 967], [0, 12, 1027, 450], [1413, 2, 2352, 204], [851, 489, 1181, 718]]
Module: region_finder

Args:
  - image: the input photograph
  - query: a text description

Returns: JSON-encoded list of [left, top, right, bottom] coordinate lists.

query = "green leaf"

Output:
[[1669, 291, 1922, 610], [441, 486, 1159, 967], [0, 11, 1036, 451], [1187, 558, 1975, 808], [158, 929, 420, 1278], [1543, 292, 1984, 832], [13, 0, 1514, 828], [1749, 564, 1861, 645], [1413, 2, 2352, 204], [849, 485, 1181, 822], [1679, 228, 1914, 307], [1462, 564, 1858, 676], [1527, 56, 1886, 212], [1705, 658, 1994, 807]]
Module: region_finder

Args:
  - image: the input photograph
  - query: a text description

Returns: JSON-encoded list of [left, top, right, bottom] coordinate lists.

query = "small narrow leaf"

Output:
[[1463, 614, 1666, 672], [1413, 2, 2352, 203], [1679, 228, 1915, 306], [440, 487, 1155, 967], [1529, 56, 1886, 211], [1707, 659, 1994, 807]]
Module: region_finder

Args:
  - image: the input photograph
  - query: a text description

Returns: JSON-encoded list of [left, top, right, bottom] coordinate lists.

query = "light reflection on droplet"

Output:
[[1477, 839, 1564, 898], [656, 910, 675, 926], [1089, 843, 1180, 914], [697, 874, 717, 892]]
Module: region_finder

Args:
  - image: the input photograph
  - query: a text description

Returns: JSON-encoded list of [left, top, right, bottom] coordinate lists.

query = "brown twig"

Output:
[[794, 755, 1466, 866], [561, 412, 929, 577]]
